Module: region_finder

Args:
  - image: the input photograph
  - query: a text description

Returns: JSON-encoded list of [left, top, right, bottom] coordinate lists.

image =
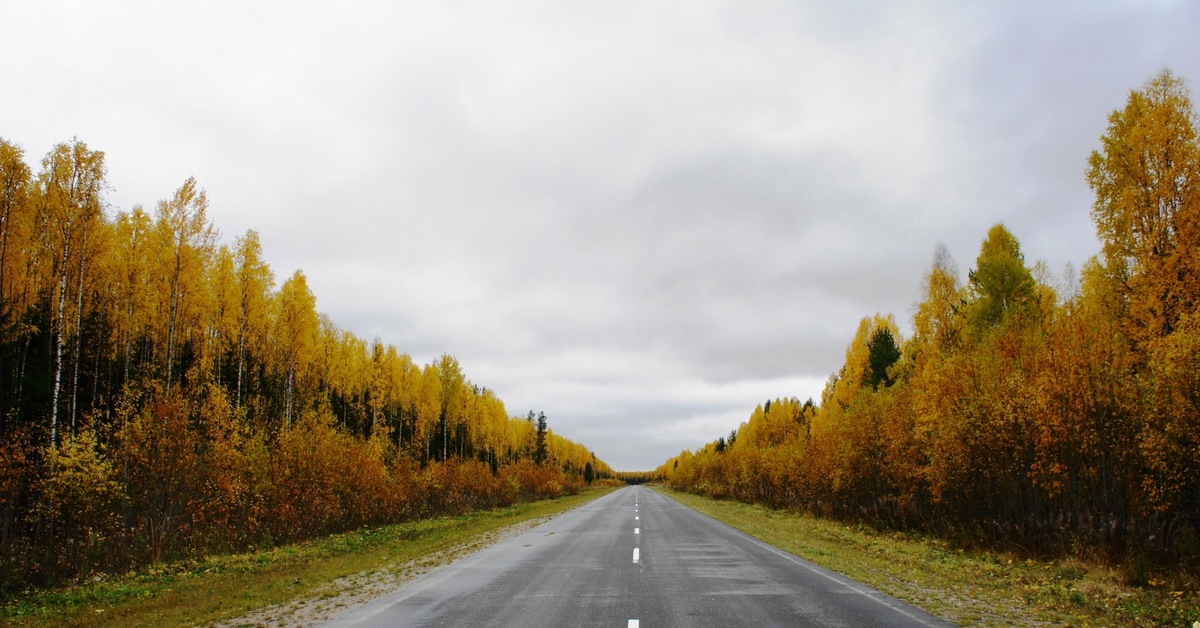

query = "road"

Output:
[[324, 486, 954, 627]]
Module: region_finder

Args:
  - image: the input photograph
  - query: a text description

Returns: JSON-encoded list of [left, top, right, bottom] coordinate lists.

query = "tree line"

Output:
[[657, 70, 1200, 571], [0, 138, 614, 591]]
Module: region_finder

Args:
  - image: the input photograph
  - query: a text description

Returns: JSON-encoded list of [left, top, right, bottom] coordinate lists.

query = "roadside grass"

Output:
[[1, 486, 618, 627], [659, 487, 1200, 627]]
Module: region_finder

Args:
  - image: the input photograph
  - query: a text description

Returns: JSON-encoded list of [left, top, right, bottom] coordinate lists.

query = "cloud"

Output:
[[3, 0, 1198, 469]]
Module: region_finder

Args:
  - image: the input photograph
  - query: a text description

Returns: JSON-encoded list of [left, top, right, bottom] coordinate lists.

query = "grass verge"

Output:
[[1, 486, 618, 627], [659, 487, 1200, 627]]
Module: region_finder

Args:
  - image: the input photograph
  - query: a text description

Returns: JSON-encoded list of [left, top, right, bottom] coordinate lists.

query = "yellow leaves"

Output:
[[966, 224, 1039, 333], [824, 313, 902, 412], [1088, 69, 1200, 345], [37, 429, 124, 523], [0, 138, 35, 327], [1139, 311, 1200, 514], [0, 137, 626, 590], [276, 270, 319, 367], [35, 429, 127, 573]]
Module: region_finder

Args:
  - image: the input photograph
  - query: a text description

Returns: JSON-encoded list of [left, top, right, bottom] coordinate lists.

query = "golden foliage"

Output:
[[662, 70, 1200, 571], [0, 139, 614, 591]]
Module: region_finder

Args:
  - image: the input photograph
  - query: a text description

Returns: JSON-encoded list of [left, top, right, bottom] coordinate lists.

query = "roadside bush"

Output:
[[32, 429, 127, 584]]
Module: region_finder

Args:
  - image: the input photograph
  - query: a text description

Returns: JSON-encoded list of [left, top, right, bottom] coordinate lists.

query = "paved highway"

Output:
[[324, 486, 954, 627]]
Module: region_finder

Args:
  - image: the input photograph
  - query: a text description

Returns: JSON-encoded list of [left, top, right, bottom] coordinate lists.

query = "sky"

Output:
[[3, 1, 1198, 471]]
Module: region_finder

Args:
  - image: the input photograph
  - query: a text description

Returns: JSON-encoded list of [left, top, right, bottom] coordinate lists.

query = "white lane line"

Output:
[[629, 621, 640, 628], [635, 527, 640, 534], [635, 516, 639, 520], [633, 548, 640, 563]]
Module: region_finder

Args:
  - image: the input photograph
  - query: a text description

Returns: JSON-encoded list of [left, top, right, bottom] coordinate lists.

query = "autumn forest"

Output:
[[659, 70, 1200, 572], [0, 136, 615, 590], [3, 68, 1200, 596]]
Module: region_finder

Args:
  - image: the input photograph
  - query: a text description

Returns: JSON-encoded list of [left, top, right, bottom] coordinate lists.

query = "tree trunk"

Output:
[[235, 331, 245, 407], [165, 234, 183, 393], [286, 365, 294, 427], [51, 261, 68, 445], [70, 228, 89, 433]]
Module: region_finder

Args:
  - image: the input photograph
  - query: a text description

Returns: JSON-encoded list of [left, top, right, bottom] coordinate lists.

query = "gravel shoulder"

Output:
[[213, 513, 558, 627]]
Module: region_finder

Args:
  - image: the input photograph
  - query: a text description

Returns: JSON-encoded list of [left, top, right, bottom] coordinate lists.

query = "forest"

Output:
[[658, 70, 1200, 572], [0, 135, 614, 592]]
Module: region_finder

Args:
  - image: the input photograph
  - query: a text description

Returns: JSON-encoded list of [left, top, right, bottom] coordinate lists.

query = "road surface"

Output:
[[324, 486, 954, 627]]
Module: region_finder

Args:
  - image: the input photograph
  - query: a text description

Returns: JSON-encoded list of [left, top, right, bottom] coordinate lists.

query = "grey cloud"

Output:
[[4, 1, 1197, 469]]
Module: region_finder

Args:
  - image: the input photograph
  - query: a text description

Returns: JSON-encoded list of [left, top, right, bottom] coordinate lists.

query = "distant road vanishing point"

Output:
[[323, 486, 954, 627]]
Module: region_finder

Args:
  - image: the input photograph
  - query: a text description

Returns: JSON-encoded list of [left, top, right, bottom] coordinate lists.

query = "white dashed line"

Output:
[[633, 548, 640, 563], [635, 527, 639, 534], [628, 620, 639, 628]]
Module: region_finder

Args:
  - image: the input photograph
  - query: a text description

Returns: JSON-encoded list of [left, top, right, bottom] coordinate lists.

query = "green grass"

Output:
[[659, 487, 1200, 627], [1, 487, 618, 627]]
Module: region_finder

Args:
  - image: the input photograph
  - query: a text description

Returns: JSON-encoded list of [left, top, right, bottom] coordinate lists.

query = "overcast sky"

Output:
[[3, 1, 1198, 470]]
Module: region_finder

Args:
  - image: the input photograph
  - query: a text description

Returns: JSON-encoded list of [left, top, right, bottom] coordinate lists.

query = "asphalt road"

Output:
[[324, 486, 954, 627]]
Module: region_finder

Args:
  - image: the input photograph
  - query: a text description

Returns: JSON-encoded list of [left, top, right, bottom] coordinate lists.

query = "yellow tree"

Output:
[[965, 224, 1039, 334], [208, 244, 238, 387], [0, 139, 32, 331], [381, 345, 419, 447], [416, 362, 443, 462], [1086, 70, 1200, 529], [275, 270, 319, 427], [435, 354, 466, 460], [367, 339, 398, 439], [1035, 283, 1139, 524], [477, 388, 509, 468], [37, 139, 106, 442], [911, 243, 963, 356], [232, 230, 273, 408], [1087, 69, 1200, 346], [0, 139, 34, 419], [154, 177, 217, 391], [316, 319, 362, 430], [66, 216, 109, 424], [107, 207, 154, 387], [394, 351, 423, 455], [910, 247, 969, 504]]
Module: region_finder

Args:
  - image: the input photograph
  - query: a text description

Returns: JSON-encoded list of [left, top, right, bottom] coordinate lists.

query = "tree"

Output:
[[37, 139, 106, 443], [0, 139, 33, 421], [416, 362, 442, 462], [229, 231, 272, 407], [912, 243, 963, 354], [0, 139, 32, 328], [34, 429, 125, 579], [965, 224, 1038, 332], [533, 411, 548, 465], [108, 207, 154, 387], [154, 178, 216, 391], [1087, 69, 1200, 345], [823, 314, 900, 409], [276, 271, 319, 427], [864, 327, 901, 389], [436, 354, 465, 461]]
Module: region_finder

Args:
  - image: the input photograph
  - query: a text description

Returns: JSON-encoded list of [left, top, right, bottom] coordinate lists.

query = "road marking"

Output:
[[635, 527, 639, 534], [629, 621, 639, 628], [635, 516, 639, 520], [633, 548, 640, 563]]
